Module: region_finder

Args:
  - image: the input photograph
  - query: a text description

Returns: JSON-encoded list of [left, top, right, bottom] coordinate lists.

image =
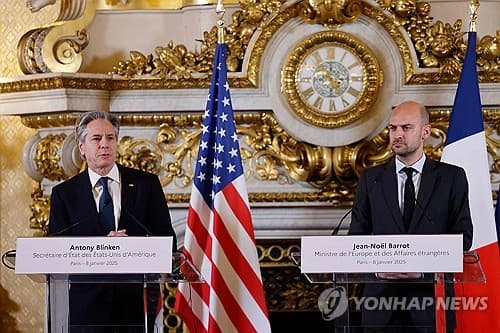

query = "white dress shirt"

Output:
[[395, 155, 426, 213], [88, 164, 121, 230]]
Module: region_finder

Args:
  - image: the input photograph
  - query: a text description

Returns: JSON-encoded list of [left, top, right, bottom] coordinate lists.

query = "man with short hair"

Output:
[[49, 111, 177, 332], [348, 101, 473, 332]]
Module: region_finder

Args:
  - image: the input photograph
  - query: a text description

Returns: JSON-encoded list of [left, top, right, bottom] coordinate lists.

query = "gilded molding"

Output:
[[165, 190, 353, 204], [361, 3, 416, 84], [0, 75, 259, 92], [18, 0, 96, 74], [243, 3, 299, 87], [97, 0, 240, 10], [24, 109, 500, 231], [14, 1, 499, 85], [0, 78, 64, 94], [0, 77, 111, 94]]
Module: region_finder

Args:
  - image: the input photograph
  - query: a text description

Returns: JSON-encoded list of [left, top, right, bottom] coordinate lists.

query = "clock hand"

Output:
[[315, 67, 344, 95]]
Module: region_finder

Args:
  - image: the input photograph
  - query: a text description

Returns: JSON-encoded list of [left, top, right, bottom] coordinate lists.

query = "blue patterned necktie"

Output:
[[402, 167, 415, 231], [98, 177, 115, 231]]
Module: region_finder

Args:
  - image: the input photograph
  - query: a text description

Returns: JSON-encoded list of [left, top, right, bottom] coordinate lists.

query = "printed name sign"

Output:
[[301, 234, 463, 273], [15, 236, 173, 274]]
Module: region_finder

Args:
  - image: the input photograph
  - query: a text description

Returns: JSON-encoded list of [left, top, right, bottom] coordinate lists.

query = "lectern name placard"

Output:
[[15, 236, 173, 274], [301, 234, 463, 273]]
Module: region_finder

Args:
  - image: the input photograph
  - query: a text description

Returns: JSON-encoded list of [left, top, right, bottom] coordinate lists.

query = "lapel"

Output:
[[408, 158, 438, 232], [77, 170, 98, 213], [76, 170, 107, 232], [380, 159, 406, 233], [118, 165, 138, 228]]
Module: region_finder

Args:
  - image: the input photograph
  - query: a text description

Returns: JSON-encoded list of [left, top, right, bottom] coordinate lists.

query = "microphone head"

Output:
[[104, 199, 110, 205]]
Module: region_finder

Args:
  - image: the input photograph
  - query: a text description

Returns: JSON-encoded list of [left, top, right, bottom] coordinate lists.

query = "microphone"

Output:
[[104, 199, 111, 205], [408, 177, 434, 225], [46, 221, 81, 236], [331, 207, 353, 236], [332, 173, 381, 235], [121, 206, 155, 236]]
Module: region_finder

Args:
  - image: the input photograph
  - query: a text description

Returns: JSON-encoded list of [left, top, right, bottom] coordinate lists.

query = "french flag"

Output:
[[441, 31, 500, 332]]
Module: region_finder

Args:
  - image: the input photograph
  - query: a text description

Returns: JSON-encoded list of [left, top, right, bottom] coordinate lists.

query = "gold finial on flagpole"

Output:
[[216, 0, 226, 44], [468, 0, 480, 32]]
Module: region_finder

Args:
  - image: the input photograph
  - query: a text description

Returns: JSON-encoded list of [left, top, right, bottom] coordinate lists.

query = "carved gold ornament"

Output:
[[29, 184, 50, 234], [297, 0, 363, 28], [14, 1, 499, 83], [282, 31, 382, 128], [18, 0, 95, 74], [477, 31, 500, 72], [23, 109, 500, 232], [112, 0, 284, 82], [108, 0, 498, 84], [33, 134, 68, 181]]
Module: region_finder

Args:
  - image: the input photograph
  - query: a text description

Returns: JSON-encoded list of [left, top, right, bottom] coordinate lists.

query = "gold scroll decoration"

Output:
[[21, 109, 500, 231], [297, 0, 363, 28], [108, 0, 498, 85], [18, 0, 96, 73], [15, 1, 499, 82]]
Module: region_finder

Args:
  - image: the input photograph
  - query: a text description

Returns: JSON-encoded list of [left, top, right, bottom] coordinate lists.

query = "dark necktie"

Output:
[[98, 177, 115, 231], [402, 167, 415, 231]]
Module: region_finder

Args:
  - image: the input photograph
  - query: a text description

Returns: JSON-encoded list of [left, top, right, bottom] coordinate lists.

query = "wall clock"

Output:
[[282, 31, 382, 128]]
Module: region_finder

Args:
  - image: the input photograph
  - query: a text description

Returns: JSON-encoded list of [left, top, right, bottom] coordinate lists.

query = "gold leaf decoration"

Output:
[[112, 0, 285, 79]]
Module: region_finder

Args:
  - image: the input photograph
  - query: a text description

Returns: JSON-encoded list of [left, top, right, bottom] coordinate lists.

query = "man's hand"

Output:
[[377, 272, 423, 279], [107, 229, 128, 237]]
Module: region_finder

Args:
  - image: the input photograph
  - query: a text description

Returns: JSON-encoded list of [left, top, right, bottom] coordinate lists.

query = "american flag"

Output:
[[175, 43, 271, 332]]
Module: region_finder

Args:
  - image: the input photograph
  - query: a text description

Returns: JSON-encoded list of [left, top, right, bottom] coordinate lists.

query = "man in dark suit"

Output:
[[348, 101, 473, 332], [49, 111, 177, 332]]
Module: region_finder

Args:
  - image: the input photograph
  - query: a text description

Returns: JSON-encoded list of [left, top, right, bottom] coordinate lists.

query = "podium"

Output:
[[293, 235, 486, 333], [2, 237, 203, 333]]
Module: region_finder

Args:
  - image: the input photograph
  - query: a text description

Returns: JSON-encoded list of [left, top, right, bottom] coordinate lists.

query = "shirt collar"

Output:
[[88, 164, 120, 188], [395, 154, 426, 175]]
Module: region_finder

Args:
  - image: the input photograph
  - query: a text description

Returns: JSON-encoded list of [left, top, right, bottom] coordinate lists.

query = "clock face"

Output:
[[298, 46, 364, 113], [282, 31, 382, 129]]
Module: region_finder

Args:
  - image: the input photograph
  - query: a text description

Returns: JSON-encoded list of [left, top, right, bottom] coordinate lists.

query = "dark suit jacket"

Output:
[[49, 164, 176, 240], [348, 157, 473, 331], [48, 164, 177, 330]]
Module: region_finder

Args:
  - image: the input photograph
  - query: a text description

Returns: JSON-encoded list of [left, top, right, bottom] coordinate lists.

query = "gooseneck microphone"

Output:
[[408, 175, 434, 225], [46, 221, 81, 236], [332, 173, 381, 236], [331, 207, 354, 236], [122, 206, 155, 236]]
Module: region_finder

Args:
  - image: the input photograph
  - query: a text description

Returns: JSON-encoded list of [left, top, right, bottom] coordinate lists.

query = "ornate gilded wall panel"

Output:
[[0, 2, 59, 332], [19, 109, 500, 235], [1, 1, 500, 332], [13, 1, 499, 84], [0, 117, 44, 333], [106, 0, 499, 85]]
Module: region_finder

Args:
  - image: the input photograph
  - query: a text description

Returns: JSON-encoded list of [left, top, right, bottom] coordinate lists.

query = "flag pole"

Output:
[[468, 0, 479, 33], [216, 0, 226, 44]]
